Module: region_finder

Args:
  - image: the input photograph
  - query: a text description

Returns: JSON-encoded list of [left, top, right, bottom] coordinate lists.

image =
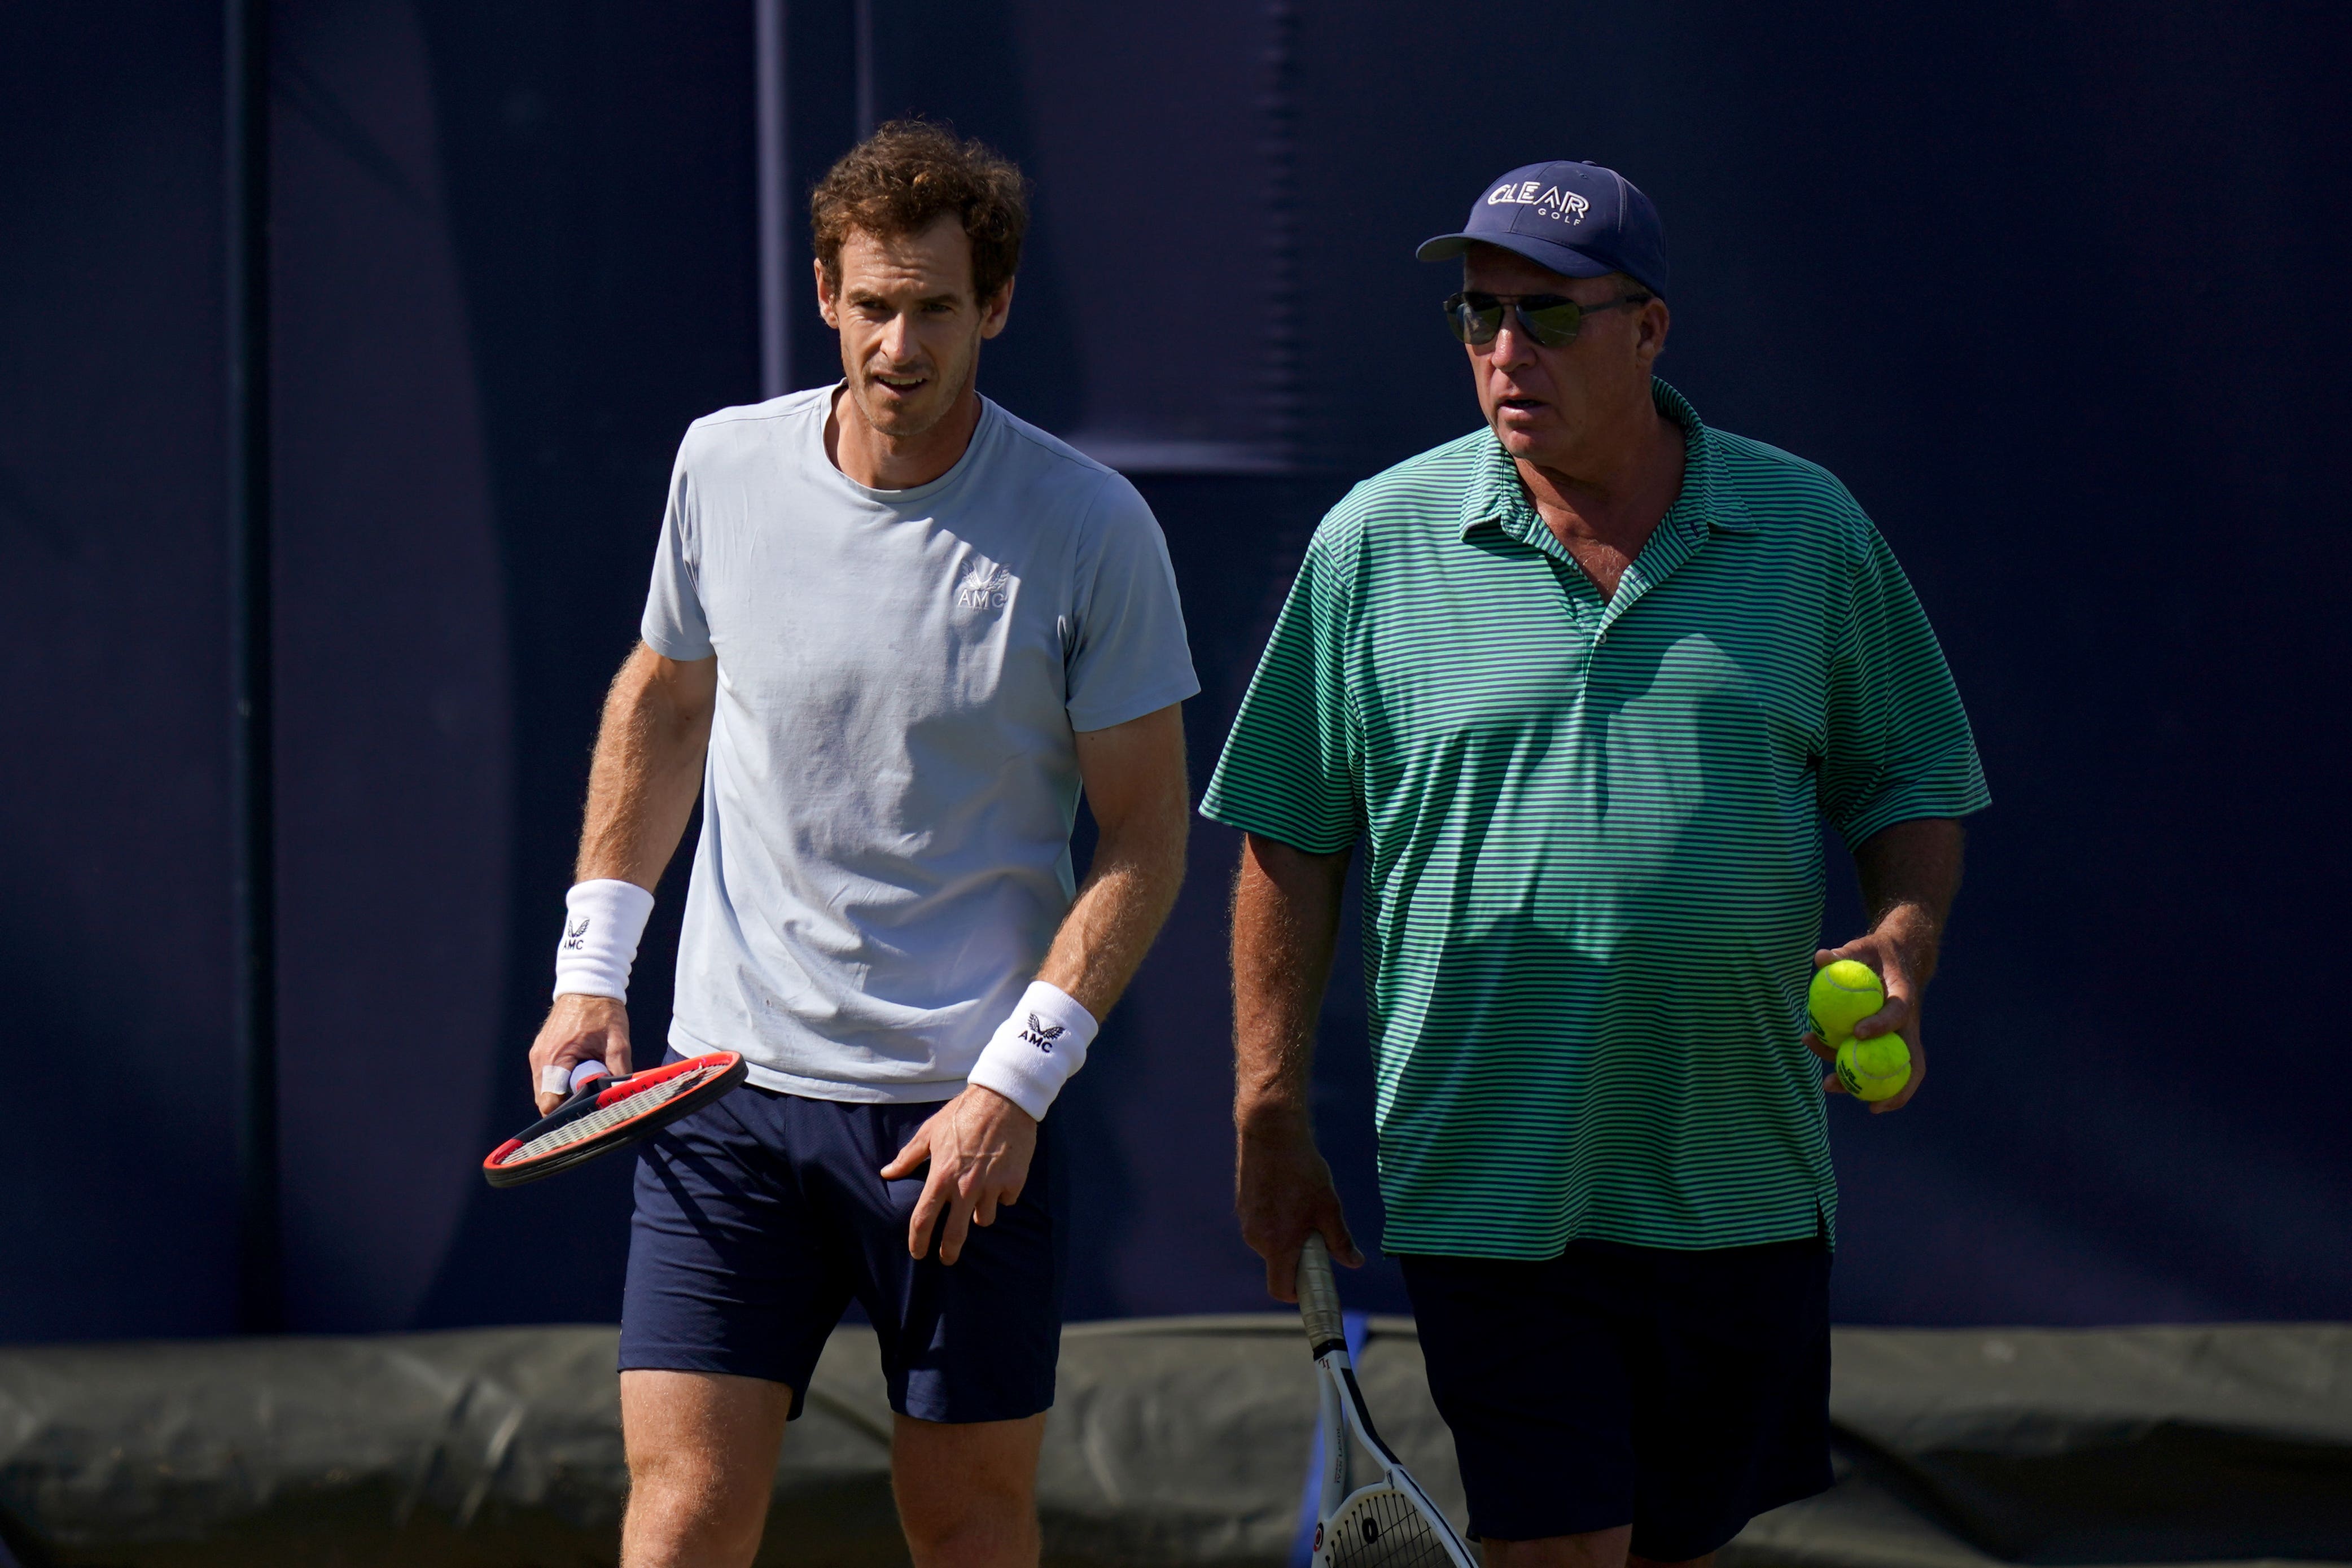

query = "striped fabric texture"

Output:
[[1203, 380, 1990, 1258]]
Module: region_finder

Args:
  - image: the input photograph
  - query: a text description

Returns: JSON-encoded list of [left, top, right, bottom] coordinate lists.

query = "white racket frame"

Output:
[[1298, 1234, 1477, 1568]]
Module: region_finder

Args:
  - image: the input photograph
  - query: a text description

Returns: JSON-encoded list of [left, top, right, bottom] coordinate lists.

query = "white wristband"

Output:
[[552, 879, 656, 1003], [966, 981, 1098, 1120]]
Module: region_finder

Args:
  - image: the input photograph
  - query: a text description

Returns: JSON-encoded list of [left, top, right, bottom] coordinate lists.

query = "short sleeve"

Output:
[[1198, 524, 1361, 854], [640, 445, 713, 661], [1063, 477, 1201, 731], [1819, 522, 1991, 844]]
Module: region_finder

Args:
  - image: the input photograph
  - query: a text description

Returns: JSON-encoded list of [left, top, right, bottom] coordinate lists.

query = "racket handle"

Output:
[[569, 1059, 612, 1092], [1297, 1233, 1347, 1356]]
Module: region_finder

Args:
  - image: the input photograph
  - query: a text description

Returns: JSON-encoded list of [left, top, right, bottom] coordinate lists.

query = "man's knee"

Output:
[[891, 1412, 1044, 1566], [620, 1369, 792, 1567], [627, 1435, 753, 1506], [894, 1477, 1033, 1563], [624, 1464, 771, 1568]]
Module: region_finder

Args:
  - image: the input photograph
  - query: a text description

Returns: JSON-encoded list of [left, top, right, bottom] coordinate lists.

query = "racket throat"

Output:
[[1316, 1363, 1351, 1516], [1320, 1353, 1403, 1468]]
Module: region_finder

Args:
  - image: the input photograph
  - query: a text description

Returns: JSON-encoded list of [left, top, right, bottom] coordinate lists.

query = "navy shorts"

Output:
[[617, 1079, 1063, 1424], [1400, 1236, 1833, 1560]]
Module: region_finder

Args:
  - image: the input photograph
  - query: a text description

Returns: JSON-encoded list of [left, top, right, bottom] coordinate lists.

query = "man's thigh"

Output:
[[1628, 1237, 1832, 1558], [1400, 1238, 1832, 1561], [1401, 1250, 1642, 1545], [840, 1101, 1066, 1425], [890, 1411, 1047, 1548], [617, 1085, 856, 1408], [620, 1369, 793, 1566], [620, 1083, 1065, 1426]]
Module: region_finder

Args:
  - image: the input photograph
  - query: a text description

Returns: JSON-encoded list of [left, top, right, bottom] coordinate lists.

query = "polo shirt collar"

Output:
[[1457, 376, 1754, 542]]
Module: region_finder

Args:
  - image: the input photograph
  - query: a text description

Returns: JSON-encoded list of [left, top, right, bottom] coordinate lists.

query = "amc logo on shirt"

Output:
[[956, 562, 1010, 612]]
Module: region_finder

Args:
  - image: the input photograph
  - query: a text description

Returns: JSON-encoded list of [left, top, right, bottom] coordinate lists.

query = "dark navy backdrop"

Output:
[[5, 0, 2347, 1342]]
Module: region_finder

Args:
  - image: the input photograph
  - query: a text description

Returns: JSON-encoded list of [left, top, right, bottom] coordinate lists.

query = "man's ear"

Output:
[[979, 275, 1017, 340], [814, 256, 838, 329], [1635, 296, 1671, 366]]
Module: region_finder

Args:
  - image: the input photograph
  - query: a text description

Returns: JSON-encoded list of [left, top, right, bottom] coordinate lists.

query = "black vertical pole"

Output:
[[1260, 0, 1300, 470], [756, 0, 792, 400], [852, 0, 874, 139], [225, 0, 281, 1335]]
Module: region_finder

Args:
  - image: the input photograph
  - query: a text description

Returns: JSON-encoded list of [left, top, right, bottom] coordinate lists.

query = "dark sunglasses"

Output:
[[1442, 290, 1652, 348]]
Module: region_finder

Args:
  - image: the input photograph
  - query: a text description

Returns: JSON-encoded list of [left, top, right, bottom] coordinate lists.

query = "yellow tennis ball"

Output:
[[1836, 1033, 1912, 1102], [1807, 959, 1885, 1041]]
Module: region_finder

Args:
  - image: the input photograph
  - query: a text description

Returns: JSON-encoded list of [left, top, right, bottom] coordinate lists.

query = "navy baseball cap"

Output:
[[1417, 160, 1669, 299]]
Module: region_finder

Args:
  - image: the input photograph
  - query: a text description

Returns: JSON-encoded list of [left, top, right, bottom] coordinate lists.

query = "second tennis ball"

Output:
[[1807, 958, 1885, 1041], [1836, 1033, 1913, 1102]]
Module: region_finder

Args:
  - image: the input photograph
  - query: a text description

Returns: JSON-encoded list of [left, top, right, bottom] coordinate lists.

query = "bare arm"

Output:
[[1232, 831, 1363, 1302], [574, 643, 719, 886], [882, 703, 1191, 1262], [525, 643, 717, 1110], [1039, 703, 1193, 1015], [1806, 816, 1967, 1115]]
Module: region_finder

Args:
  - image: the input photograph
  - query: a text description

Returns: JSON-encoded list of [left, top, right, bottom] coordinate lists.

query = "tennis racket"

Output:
[[1298, 1234, 1476, 1568], [481, 1051, 747, 1188]]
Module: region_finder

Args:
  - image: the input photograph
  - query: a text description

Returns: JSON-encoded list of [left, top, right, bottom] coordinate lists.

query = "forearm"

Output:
[[1031, 704, 1192, 1019], [1035, 812, 1188, 1019], [1850, 817, 1966, 982], [1232, 833, 1351, 1130], [575, 644, 715, 889]]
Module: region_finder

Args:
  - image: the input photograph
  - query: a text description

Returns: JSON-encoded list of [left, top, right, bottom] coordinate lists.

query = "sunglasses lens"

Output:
[[1519, 300, 1584, 346], [1444, 294, 1504, 344]]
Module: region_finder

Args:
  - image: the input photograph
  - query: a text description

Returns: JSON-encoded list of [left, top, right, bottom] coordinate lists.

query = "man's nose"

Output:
[[875, 310, 918, 362], [1485, 317, 1537, 372]]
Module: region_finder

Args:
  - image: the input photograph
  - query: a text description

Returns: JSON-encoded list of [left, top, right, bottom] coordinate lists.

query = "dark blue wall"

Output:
[[4, 0, 2347, 1343], [3, 1, 240, 1338]]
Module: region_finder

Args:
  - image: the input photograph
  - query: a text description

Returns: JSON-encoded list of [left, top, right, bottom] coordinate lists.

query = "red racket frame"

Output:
[[481, 1051, 748, 1188]]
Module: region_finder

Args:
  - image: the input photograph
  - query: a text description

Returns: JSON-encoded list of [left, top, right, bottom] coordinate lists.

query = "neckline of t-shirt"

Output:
[[812, 383, 998, 507]]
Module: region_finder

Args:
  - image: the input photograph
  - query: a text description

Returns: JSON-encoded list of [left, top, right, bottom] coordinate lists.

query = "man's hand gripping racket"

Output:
[[481, 1052, 747, 1187], [1298, 1234, 1475, 1568]]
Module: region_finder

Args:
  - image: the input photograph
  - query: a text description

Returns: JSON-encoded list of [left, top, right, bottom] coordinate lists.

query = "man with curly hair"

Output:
[[525, 121, 1198, 1567]]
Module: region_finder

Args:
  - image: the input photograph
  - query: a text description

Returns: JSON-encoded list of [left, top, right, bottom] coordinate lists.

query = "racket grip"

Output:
[[1297, 1233, 1347, 1355], [569, 1060, 611, 1092]]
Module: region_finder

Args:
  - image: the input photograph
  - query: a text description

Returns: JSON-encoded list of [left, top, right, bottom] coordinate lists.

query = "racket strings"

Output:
[[1327, 1487, 1450, 1568], [507, 1069, 705, 1162]]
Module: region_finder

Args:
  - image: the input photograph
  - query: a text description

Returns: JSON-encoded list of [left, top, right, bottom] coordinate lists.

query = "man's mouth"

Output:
[[874, 370, 928, 395], [1496, 395, 1545, 413]]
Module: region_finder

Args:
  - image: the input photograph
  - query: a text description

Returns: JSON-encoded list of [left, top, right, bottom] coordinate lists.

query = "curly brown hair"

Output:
[[811, 120, 1030, 303]]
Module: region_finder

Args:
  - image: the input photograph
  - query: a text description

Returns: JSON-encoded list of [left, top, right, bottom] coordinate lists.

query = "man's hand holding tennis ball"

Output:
[[1803, 927, 1925, 1113], [1800, 818, 1967, 1116]]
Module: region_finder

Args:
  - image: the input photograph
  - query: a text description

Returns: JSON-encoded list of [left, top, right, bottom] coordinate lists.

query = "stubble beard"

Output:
[[849, 338, 980, 446]]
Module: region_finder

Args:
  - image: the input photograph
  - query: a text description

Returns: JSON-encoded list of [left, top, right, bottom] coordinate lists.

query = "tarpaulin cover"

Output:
[[1744, 1325, 2352, 1567], [0, 1321, 2343, 1567]]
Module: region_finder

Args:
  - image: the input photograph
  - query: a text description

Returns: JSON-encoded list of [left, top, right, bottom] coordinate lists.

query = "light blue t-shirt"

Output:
[[642, 386, 1199, 1101]]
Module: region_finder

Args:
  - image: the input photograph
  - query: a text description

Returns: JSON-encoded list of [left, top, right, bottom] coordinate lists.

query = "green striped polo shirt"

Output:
[[1203, 379, 1990, 1258]]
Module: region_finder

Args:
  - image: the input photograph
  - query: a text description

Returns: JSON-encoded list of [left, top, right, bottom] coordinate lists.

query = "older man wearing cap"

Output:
[[1206, 161, 1989, 1563]]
